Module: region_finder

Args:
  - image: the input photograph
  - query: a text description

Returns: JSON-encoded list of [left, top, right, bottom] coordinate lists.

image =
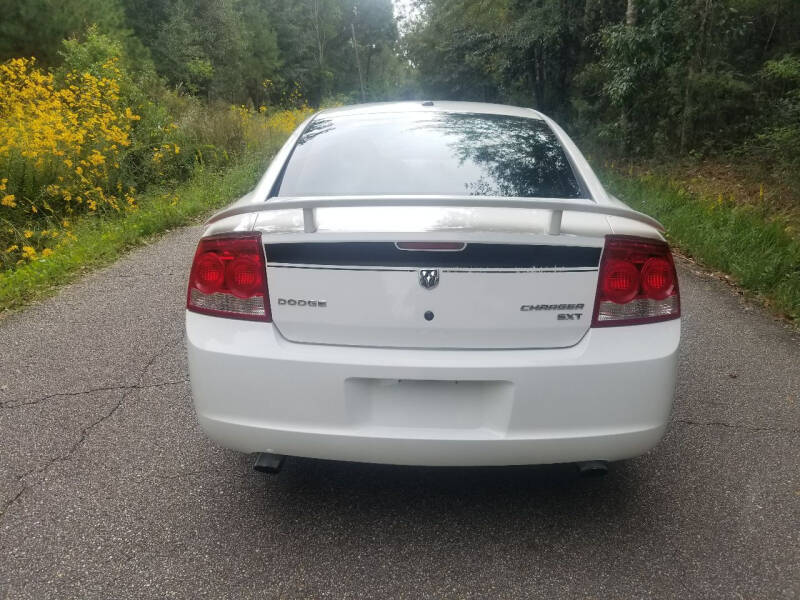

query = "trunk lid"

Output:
[[265, 238, 602, 349]]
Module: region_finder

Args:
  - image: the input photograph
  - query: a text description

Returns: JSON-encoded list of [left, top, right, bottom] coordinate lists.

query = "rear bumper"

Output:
[[186, 312, 680, 466]]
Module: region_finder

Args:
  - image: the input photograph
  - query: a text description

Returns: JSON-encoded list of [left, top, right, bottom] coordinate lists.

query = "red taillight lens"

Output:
[[226, 256, 264, 298], [602, 259, 640, 303], [592, 235, 680, 327], [640, 257, 675, 300], [194, 252, 225, 294], [187, 233, 271, 321]]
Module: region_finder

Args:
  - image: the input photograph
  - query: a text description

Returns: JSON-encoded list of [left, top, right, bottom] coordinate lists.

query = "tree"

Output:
[[240, 0, 282, 107], [265, 0, 398, 105], [0, 0, 126, 64], [122, 0, 280, 104]]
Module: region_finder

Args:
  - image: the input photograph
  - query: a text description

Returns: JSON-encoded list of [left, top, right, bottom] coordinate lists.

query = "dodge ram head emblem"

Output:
[[419, 269, 439, 290]]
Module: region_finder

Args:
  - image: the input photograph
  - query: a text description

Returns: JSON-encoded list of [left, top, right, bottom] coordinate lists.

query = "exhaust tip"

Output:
[[576, 460, 608, 478], [253, 452, 285, 474]]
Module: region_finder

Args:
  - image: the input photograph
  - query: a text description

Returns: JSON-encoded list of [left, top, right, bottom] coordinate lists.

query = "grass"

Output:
[[603, 170, 800, 322], [0, 152, 271, 314]]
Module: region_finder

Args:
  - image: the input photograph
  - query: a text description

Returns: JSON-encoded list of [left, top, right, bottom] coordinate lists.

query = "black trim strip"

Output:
[[265, 242, 601, 269], [268, 265, 415, 272]]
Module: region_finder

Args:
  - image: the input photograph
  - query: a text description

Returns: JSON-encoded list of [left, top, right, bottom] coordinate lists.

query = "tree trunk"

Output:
[[312, 0, 327, 102], [351, 22, 366, 102], [680, 0, 713, 154], [626, 0, 636, 27], [532, 43, 546, 111], [583, 0, 596, 30], [620, 0, 636, 153], [365, 46, 374, 92], [679, 68, 694, 155], [762, 15, 777, 58]]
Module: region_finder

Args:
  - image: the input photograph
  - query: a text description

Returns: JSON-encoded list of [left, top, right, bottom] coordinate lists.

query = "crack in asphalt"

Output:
[[674, 418, 799, 434], [0, 334, 184, 521], [0, 379, 188, 410]]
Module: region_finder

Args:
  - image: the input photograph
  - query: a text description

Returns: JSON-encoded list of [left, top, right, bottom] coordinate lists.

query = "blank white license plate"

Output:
[[344, 378, 514, 435]]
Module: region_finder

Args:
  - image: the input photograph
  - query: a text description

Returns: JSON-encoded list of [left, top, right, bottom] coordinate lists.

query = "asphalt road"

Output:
[[1, 225, 798, 599]]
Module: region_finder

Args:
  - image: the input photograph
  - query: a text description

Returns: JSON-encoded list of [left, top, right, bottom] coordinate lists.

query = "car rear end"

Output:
[[185, 102, 680, 466]]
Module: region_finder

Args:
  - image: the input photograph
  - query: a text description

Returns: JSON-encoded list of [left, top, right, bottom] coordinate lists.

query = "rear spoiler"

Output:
[[206, 195, 663, 235]]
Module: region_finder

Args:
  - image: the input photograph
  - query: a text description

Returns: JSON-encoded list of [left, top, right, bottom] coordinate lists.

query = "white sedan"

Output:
[[185, 101, 680, 475]]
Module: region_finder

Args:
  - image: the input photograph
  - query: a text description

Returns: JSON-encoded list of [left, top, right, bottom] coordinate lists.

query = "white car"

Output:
[[185, 101, 680, 475]]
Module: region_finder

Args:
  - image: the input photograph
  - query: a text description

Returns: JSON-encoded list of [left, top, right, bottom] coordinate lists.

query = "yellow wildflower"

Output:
[[21, 246, 36, 260], [23, 230, 33, 238], [1, 194, 16, 207], [41, 248, 53, 257]]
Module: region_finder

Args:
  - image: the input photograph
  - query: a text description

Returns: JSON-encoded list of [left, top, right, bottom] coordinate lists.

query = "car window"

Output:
[[276, 111, 585, 199]]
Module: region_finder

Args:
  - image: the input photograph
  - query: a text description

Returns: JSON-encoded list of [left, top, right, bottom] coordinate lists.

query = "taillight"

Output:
[[187, 233, 271, 322], [592, 235, 679, 327]]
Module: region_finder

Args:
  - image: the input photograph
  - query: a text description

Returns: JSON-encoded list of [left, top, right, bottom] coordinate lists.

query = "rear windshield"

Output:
[[276, 112, 585, 199]]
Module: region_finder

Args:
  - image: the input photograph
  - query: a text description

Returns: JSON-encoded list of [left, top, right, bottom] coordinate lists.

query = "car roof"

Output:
[[316, 101, 545, 121]]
